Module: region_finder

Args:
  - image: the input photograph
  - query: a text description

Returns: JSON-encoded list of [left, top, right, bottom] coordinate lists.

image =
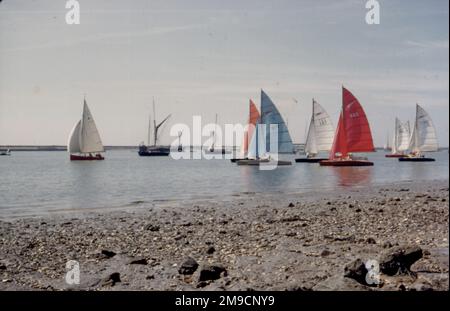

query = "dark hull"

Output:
[[138, 145, 170, 157], [295, 158, 328, 163], [138, 151, 170, 156], [237, 159, 292, 166], [70, 154, 104, 161], [320, 159, 374, 167], [385, 154, 407, 158], [399, 157, 435, 162], [230, 157, 248, 163]]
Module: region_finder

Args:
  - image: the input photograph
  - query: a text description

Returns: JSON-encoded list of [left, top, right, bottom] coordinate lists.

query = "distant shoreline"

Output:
[[2, 145, 449, 152]]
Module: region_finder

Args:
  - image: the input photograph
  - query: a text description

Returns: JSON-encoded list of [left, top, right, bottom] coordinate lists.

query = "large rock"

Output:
[[101, 272, 121, 286], [198, 264, 227, 282], [344, 258, 368, 285], [178, 257, 199, 275], [379, 245, 423, 276]]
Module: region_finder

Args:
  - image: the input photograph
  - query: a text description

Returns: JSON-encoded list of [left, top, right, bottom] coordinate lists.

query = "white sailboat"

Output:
[[295, 99, 334, 163], [399, 104, 438, 162], [237, 89, 294, 166], [68, 98, 105, 161], [386, 118, 411, 158]]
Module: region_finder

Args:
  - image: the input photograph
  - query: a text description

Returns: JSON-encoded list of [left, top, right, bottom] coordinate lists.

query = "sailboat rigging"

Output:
[[68, 97, 105, 161], [138, 99, 171, 157], [320, 87, 375, 167], [295, 99, 334, 163]]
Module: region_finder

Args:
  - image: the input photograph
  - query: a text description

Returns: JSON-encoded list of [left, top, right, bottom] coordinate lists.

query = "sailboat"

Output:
[[68, 98, 105, 161], [230, 99, 260, 163], [138, 99, 171, 157], [320, 87, 375, 167], [237, 90, 294, 166], [295, 99, 334, 163], [385, 118, 410, 158], [0, 149, 11, 156], [399, 104, 438, 162], [383, 133, 392, 151], [205, 114, 228, 154]]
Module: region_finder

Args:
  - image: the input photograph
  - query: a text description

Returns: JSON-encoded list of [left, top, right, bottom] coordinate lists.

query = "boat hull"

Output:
[[138, 145, 170, 157], [319, 159, 374, 167], [385, 154, 407, 158], [70, 154, 104, 161], [295, 158, 328, 163], [237, 159, 292, 166], [230, 157, 248, 163], [399, 157, 435, 162]]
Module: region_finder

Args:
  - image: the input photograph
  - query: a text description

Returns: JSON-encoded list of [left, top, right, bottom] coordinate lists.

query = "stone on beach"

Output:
[[379, 245, 423, 276], [178, 257, 199, 275]]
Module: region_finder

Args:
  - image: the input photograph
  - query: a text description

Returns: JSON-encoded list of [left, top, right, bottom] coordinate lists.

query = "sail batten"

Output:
[[409, 104, 438, 153], [329, 87, 374, 159], [260, 90, 294, 154], [305, 99, 334, 156]]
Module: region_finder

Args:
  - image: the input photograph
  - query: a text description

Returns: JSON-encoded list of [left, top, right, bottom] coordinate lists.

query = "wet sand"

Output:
[[0, 179, 448, 291]]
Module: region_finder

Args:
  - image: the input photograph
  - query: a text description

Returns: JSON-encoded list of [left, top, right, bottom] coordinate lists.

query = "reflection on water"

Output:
[[0, 150, 448, 217], [331, 167, 373, 187]]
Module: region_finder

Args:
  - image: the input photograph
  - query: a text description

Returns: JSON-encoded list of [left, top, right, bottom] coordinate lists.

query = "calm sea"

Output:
[[0, 150, 448, 218]]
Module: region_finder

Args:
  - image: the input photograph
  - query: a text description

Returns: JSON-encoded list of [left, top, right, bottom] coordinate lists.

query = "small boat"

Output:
[[295, 99, 334, 163], [205, 113, 228, 155], [0, 149, 11, 156], [399, 104, 438, 162], [237, 90, 294, 166], [230, 99, 260, 162], [68, 98, 105, 161], [177, 131, 183, 152], [385, 118, 410, 158], [320, 87, 375, 167], [138, 99, 171, 157]]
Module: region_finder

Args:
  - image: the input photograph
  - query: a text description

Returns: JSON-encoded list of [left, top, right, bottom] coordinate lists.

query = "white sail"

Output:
[[304, 100, 334, 156], [80, 100, 104, 153], [67, 120, 82, 154], [409, 104, 438, 153], [396, 119, 410, 152]]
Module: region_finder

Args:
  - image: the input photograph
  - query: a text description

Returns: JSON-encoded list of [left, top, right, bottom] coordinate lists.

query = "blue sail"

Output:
[[260, 90, 294, 154]]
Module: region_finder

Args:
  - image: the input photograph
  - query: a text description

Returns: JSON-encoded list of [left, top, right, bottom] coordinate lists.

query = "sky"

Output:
[[0, 0, 448, 147]]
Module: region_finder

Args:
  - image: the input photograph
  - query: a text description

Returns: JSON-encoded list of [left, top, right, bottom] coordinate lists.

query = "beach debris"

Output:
[[379, 245, 423, 276], [288, 202, 295, 207], [344, 258, 369, 285], [144, 224, 160, 232], [206, 246, 216, 254], [198, 264, 227, 282], [100, 249, 116, 259], [178, 257, 199, 275], [128, 258, 148, 265], [101, 272, 121, 286]]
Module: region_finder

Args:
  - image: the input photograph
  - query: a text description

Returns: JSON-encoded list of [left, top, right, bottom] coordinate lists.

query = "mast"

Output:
[[153, 98, 157, 146], [147, 113, 151, 146]]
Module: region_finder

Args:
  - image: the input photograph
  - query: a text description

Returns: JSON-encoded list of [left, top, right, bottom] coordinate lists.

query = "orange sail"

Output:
[[242, 99, 260, 155], [329, 87, 375, 159]]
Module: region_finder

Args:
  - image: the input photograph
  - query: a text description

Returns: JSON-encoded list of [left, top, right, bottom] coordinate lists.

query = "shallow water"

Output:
[[0, 149, 448, 218]]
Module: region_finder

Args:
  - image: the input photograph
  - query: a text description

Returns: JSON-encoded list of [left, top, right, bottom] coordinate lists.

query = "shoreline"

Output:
[[0, 179, 448, 291]]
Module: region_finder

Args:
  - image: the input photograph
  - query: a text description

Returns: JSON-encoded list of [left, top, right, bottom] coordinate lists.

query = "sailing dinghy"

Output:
[[320, 87, 375, 167], [237, 90, 293, 166], [295, 99, 334, 163], [385, 118, 410, 158], [0, 149, 11, 156], [68, 98, 105, 161], [399, 104, 438, 162], [231, 99, 260, 162]]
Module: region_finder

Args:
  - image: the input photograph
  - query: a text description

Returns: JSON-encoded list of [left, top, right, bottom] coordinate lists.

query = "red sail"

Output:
[[243, 99, 260, 154], [329, 113, 347, 160], [329, 87, 375, 159]]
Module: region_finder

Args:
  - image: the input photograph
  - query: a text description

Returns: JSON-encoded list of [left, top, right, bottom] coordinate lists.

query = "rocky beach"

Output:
[[0, 179, 448, 291]]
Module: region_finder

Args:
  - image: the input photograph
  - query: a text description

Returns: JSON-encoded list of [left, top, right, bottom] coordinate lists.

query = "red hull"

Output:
[[319, 159, 374, 167], [385, 154, 406, 158], [70, 154, 104, 161]]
